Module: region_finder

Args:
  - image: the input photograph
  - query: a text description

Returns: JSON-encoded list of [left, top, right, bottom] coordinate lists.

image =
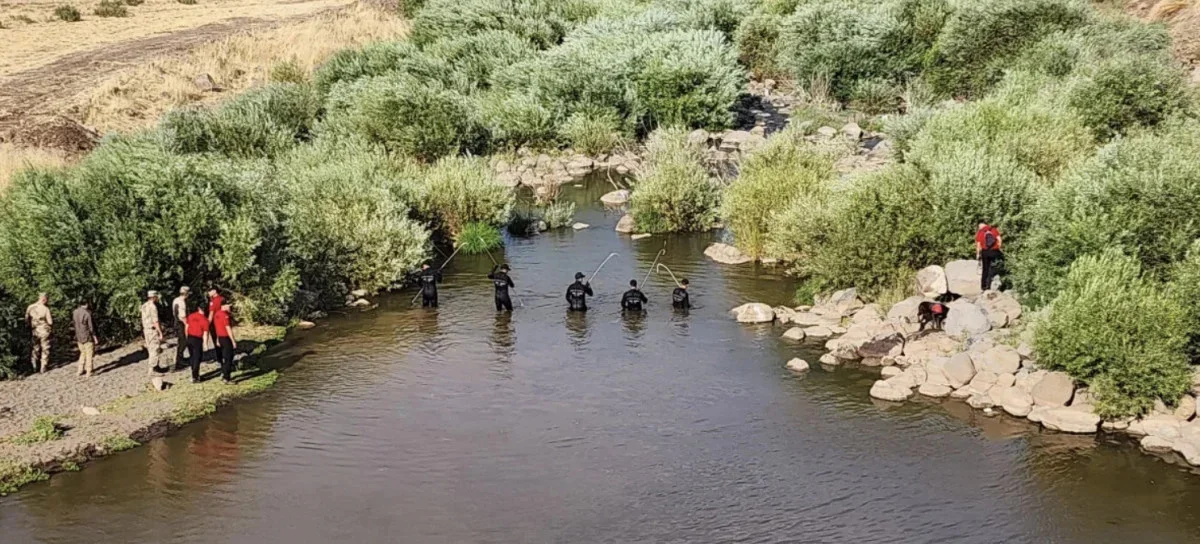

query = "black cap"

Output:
[[500, 264, 510, 271], [575, 272, 585, 280], [629, 279, 637, 287]]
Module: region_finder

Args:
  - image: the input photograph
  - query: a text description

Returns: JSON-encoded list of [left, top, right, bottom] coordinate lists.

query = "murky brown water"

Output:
[[4, 179, 1200, 543]]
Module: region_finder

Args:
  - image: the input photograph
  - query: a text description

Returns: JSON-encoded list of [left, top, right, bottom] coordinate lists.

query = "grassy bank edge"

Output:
[[0, 325, 289, 495]]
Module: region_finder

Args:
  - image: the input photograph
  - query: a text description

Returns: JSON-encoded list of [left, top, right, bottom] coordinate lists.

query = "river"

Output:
[[4, 178, 1200, 543]]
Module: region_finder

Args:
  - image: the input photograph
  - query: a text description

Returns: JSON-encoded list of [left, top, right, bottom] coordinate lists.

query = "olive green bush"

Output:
[[54, 4, 81, 21], [719, 129, 839, 258], [456, 222, 505, 254], [1067, 55, 1191, 141], [775, 2, 903, 102], [629, 127, 720, 233], [162, 83, 319, 158], [735, 12, 784, 79], [324, 75, 483, 161], [410, 0, 574, 48], [559, 109, 627, 155], [423, 30, 539, 89], [418, 156, 514, 238], [476, 90, 559, 151], [1170, 241, 1200, 365], [1013, 123, 1200, 305], [1034, 251, 1191, 419]]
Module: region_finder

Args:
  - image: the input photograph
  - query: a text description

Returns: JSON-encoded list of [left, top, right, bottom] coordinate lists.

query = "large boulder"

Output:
[[1031, 371, 1074, 407], [813, 288, 864, 317], [887, 296, 924, 324], [774, 306, 799, 325], [944, 300, 991, 338], [600, 189, 631, 206], [1127, 415, 1183, 439], [942, 352, 977, 388], [1141, 435, 1176, 453], [870, 380, 913, 402], [804, 326, 834, 338], [781, 327, 806, 341], [790, 311, 841, 327], [1176, 395, 1197, 421], [1040, 407, 1100, 433], [786, 358, 810, 372], [944, 259, 983, 297], [974, 345, 1021, 375], [705, 243, 753, 265], [731, 303, 774, 323], [977, 290, 1022, 328], [991, 385, 1034, 417], [858, 332, 905, 359], [914, 265, 948, 298], [919, 382, 954, 398], [965, 370, 999, 396], [851, 304, 884, 324], [902, 331, 959, 366], [615, 214, 636, 233]]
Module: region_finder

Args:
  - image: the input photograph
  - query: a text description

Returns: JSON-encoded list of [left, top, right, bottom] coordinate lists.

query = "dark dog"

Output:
[[918, 301, 949, 331]]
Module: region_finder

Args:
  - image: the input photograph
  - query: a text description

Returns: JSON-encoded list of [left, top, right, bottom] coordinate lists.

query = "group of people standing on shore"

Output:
[[23, 286, 239, 384]]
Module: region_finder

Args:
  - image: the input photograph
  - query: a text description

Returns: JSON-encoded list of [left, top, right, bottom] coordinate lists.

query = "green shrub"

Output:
[[735, 12, 784, 79], [325, 75, 482, 161], [629, 127, 720, 233], [559, 109, 626, 155], [125, 0, 143, 6], [163, 83, 318, 158], [54, 4, 81, 21], [541, 200, 576, 229], [1170, 241, 1200, 365], [410, 0, 571, 49], [398, 0, 425, 18], [476, 90, 559, 151], [270, 59, 307, 84], [279, 139, 429, 295], [93, 0, 127, 17], [719, 129, 839, 258], [8, 416, 63, 445], [849, 78, 903, 114], [1034, 250, 1190, 419], [419, 156, 514, 237], [1013, 122, 1200, 305], [883, 106, 938, 159], [177, 0, 197, 5], [456, 222, 504, 254], [924, 0, 1092, 98], [634, 30, 745, 129], [314, 41, 413, 96], [423, 30, 538, 89], [660, 0, 754, 38], [1067, 54, 1191, 141], [776, 2, 902, 102]]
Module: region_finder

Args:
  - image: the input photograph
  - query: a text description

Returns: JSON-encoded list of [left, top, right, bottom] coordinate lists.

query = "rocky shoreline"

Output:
[[727, 253, 1200, 470], [0, 328, 286, 495]]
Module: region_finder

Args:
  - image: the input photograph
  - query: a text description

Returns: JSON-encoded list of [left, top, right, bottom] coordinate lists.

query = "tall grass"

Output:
[[629, 127, 721, 233]]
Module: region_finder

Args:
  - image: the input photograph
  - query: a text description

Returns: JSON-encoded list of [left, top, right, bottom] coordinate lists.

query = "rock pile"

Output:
[[492, 151, 642, 191]]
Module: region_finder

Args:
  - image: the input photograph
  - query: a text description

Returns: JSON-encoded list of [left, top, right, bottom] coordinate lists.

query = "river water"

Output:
[[4, 179, 1200, 543]]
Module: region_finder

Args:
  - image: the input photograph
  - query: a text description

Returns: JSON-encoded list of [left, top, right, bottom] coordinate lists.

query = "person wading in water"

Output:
[[621, 280, 648, 312], [566, 272, 594, 312], [672, 278, 691, 310], [413, 262, 442, 308], [488, 264, 515, 312]]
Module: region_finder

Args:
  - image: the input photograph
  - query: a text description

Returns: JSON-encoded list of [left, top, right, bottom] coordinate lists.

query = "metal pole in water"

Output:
[[655, 263, 683, 288], [588, 252, 619, 283], [641, 248, 666, 287]]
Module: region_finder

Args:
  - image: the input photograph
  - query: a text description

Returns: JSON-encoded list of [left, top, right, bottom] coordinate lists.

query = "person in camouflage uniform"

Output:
[[25, 293, 52, 373], [141, 290, 165, 375]]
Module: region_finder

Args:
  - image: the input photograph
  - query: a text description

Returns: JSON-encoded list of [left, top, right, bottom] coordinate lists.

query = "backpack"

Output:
[[983, 230, 997, 250], [932, 303, 944, 315]]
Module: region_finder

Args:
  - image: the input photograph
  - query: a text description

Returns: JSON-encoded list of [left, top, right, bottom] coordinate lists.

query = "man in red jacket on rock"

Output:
[[975, 223, 1004, 292]]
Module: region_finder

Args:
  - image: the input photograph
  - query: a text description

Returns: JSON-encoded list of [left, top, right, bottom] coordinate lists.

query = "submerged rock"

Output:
[[1040, 407, 1100, 434], [572, 223, 590, 230], [600, 189, 631, 206], [704, 243, 753, 265], [615, 214, 636, 234], [870, 380, 913, 402], [786, 358, 810, 372], [781, 327, 806, 341]]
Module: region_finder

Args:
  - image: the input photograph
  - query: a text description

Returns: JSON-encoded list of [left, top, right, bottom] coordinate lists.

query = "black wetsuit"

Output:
[[488, 267, 515, 312], [672, 287, 691, 309], [414, 269, 442, 307], [621, 289, 647, 311], [566, 281, 594, 312]]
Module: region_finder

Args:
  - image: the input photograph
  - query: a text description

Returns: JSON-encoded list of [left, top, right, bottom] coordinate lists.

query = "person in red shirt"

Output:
[[206, 288, 224, 361], [975, 223, 1004, 292], [213, 303, 238, 384], [185, 304, 212, 383]]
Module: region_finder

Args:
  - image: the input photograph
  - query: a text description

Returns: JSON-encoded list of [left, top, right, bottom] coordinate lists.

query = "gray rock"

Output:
[[918, 382, 953, 398], [615, 214, 636, 233], [991, 385, 1033, 417], [803, 326, 834, 338], [944, 300, 991, 337], [349, 298, 371, 308], [857, 332, 905, 359], [81, 406, 101, 416], [1176, 395, 1197, 421], [966, 370, 999, 396], [773, 306, 798, 325], [786, 358, 810, 372], [195, 73, 218, 92], [816, 126, 839, 139], [977, 345, 1021, 375], [631, 233, 651, 240], [944, 259, 983, 297], [296, 321, 316, 330], [1141, 435, 1176, 453], [151, 377, 166, 391], [814, 287, 864, 317], [819, 353, 842, 366], [1040, 407, 1100, 434], [687, 129, 711, 145], [914, 265, 948, 298], [887, 296, 924, 323], [350, 289, 368, 298], [851, 304, 884, 324], [978, 290, 1022, 328], [731, 303, 774, 323], [967, 392, 994, 409], [719, 130, 766, 151], [1031, 371, 1074, 407], [870, 380, 913, 402], [995, 372, 1016, 388], [950, 386, 972, 399], [781, 327, 806, 341], [600, 190, 631, 206], [943, 352, 977, 388], [1128, 415, 1183, 439], [841, 122, 863, 140], [704, 243, 753, 265], [790, 311, 841, 327], [881, 366, 903, 379]]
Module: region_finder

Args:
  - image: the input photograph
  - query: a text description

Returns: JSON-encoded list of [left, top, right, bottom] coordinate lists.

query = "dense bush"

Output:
[[324, 75, 483, 161], [719, 129, 839, 258], [775, 2, 903, 102], [1035, 251, 1191, 419], [1066, 55, 1191, 141], [410, 0, 575, 49], [634, 30, 744, 128], [559, 109, 626, 155], [541, 201, 576, 229], [456, 222, 504, 254], [418, 156, 514, 238], [476, 90, 559, 151], [923, 0, 1091, 98], [629, 127, 720, 233], [735, 12, 783, 79], [270, 59, 307, 84], [54, 4, 81, 21], [1170, 242, 1200, 365], [1013, 123, 1200, 305], [93, 0, 127, 17], [163, 83, 319, 158], [424, 30, 539, 89]]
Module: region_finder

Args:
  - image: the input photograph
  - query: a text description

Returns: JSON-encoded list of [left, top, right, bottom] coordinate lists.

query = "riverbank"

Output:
[[0, 325, 286, 494], [728, 258, 1200, 473]]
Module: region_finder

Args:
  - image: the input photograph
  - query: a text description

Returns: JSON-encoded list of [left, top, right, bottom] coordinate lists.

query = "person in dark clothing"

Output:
[[621, 280, 648, 312], [975, 223, 1004, 292], [672, 278, 691, 309], [213, 303, 238, 383], [566, 272, 594, 312], [488, 264, 516, 312], [413, 263, 442, 308], [184, 304, 211, 383]]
